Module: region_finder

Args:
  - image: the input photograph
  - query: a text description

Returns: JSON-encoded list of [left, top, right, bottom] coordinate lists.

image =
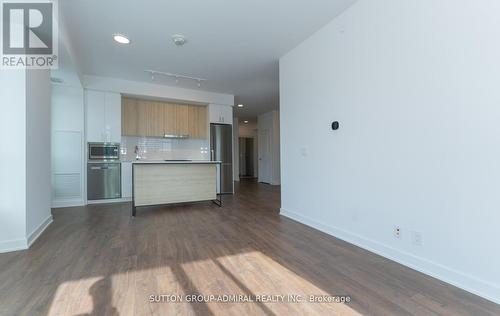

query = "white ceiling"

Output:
[[60, 0, 355, 118]]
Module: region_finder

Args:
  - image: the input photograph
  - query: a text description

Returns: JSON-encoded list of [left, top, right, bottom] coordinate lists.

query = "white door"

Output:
[[258, 129, 271, 183]]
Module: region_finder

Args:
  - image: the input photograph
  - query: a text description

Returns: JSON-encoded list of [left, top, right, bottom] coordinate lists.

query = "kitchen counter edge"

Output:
[[122, 160, 222, 164]]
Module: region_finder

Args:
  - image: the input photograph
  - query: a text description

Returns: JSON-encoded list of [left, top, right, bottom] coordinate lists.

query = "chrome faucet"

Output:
[[134, 145, 141, 160]]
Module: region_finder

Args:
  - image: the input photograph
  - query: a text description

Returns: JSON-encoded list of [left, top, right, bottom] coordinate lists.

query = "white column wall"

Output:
[[26, 69, 53, 243], [0, 70, 28, 252], [0, 69, 53, 253]]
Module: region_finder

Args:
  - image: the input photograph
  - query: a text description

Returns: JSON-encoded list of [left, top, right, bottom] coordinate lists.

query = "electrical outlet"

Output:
[[394, 226, 402, 239], [411, 231, 423, 246]]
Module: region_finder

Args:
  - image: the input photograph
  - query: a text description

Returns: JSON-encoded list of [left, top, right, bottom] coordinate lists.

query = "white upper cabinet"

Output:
[[85, 90, 105, 142], [85, 90, 121, 143], [209, 104, 233, 125], [104, 92, 121, 143]]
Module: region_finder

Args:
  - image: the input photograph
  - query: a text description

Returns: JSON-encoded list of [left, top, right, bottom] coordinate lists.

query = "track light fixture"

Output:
[[145, 70, 206, 88]]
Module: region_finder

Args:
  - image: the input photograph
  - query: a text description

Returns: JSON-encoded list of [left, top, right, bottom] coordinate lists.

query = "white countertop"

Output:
[[123, 160, 221, 164]]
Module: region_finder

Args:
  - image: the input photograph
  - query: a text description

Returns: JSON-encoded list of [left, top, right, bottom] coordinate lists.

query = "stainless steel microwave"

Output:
[[88, 143, 120, 160]]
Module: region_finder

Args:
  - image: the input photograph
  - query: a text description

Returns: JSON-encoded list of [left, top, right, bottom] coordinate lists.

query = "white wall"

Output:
[[83, 75, 234, 106], [239, 121, 258, 138], [51, 84, 85, 207], [0, 70, 28, 252], [258, 111, 280, 185], [280, 0, 500, 303], [26, 70, 53, 243], [273, 113, 280, 184]]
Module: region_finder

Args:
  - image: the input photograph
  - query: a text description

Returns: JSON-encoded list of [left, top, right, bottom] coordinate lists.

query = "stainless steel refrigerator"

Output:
[[210, 123, 233, 194]]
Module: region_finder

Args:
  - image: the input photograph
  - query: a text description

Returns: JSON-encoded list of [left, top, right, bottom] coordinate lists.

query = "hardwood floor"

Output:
[[0, 180, 498, 316]]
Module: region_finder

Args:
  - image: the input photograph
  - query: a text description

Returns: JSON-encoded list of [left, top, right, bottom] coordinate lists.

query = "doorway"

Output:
[[239, 137, 256, 179]]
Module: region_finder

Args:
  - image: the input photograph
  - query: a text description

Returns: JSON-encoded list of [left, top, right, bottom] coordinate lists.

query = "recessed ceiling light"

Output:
[[237, 104, 244, 108], [113, 34, 130, 44], [244, 120, 249, 124]]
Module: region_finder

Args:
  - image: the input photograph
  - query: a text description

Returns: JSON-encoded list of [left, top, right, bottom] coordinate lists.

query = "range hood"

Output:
[[163, 134, 189, 139]]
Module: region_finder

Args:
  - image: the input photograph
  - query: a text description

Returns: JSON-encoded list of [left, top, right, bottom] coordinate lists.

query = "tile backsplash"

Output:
[[121, 136, 209, 161]]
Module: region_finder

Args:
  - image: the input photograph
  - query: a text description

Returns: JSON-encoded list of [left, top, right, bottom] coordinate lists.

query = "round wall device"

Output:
[[331, 121, 340, 130], [172, 34, 187, 46]]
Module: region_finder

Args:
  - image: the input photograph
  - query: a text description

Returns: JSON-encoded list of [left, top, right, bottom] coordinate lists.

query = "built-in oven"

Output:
[[88, 143, 120, 161]]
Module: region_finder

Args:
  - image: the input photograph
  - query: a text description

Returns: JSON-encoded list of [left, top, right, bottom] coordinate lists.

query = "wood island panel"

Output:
[[133, 163, 217, 207]]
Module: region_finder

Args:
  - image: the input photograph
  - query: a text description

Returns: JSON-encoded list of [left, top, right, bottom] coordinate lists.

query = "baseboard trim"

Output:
[[0, 238, 28, 254], [280, 208, 500, 305], [87, 197, 132, 205], [0, 215, 53, 254], [52, 199, 85, 208], [27, 215, 53, 247]]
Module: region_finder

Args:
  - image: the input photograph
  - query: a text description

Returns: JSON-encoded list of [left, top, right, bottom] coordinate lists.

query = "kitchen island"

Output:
[[132, 161, 221, 216]]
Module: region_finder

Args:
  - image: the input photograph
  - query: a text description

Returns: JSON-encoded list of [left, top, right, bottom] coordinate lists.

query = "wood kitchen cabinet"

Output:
[[163, 103, 177, 136], [135, 100, 151, 136], [174, 104, 189, 136], [121, 97, 208, 139], [122, 98, 138, 136], [143, 101, 165, 137], [123, 98, 164, 137], [188, 105, 208, 138]]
